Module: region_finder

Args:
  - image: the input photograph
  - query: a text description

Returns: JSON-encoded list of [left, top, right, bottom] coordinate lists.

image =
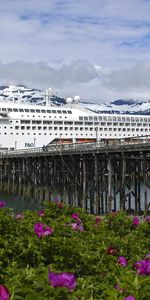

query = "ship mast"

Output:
[[44, 88, 53, 106]]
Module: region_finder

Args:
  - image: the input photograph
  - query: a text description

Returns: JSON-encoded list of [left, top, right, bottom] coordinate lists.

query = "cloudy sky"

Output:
[[0, 0, 150, 102]]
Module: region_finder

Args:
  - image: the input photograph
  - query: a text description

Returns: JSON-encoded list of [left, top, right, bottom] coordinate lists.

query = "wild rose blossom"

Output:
[[15, 213, 24, 220], [144, 216, 150, 222], [133, 216, 139, 226], [0, 285, 10, 300], [133, 258, 150, 275], [106, 246, 118, 256], [54, 199, 64, 209], [48, 269, 77, 291], [118, 256, 128, 266], [95, 216, 101, 225], [124, 296, 136, 300], [71, 213, 81, 222], [0, 201, 6, 208], [70, 222, 84, 232], [34, 223, 54, 238], [71, 213, 79, 219], [37, 209, 45, 217], [57, 203, 64, 209]]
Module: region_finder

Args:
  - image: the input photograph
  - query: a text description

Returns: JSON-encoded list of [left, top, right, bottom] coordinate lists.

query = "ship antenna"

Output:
[[44, 89, 48, 106], [17, 90, 21, 104], [44, 88, 53, 106]]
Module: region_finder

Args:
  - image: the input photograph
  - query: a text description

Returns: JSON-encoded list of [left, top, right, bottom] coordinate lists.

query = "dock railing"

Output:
[[0, 137, 150, 158]]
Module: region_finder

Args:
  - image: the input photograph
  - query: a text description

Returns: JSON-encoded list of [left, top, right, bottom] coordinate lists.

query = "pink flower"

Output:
[[118, 256, 128, 266], [144, 216, 150, 222], [37, 209, 45, 217], [0, 201, 6, 208], [34, 223, 54, 238], [95, 216, 101, 225], [71, 213, 81, 223], [15, 213, 24, 220], [48, 269, 77, 291], [133, 258, 150, 275], [0, 285, 10, 300], [71, 213, 79, 219], [133, 216, 139, 226], [57, 203, 64, 209], [54, 199, 64, 209], [106, 246, 118, 256], [124, 296, 136, 300], [70, 222, 84, 232]]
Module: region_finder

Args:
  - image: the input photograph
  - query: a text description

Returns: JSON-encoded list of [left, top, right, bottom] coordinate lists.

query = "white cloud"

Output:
[[1, 60, 150, 102], [0, 0, 150, 102]]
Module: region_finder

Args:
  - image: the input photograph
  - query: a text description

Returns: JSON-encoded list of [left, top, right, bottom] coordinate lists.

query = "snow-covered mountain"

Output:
[[0, 85, 65, 106], [0, 85, 150, 115], [82, 99, 150, 115]]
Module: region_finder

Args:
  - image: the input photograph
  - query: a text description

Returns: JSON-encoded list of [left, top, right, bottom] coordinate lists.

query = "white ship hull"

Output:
[[0, 100, 150, 150]]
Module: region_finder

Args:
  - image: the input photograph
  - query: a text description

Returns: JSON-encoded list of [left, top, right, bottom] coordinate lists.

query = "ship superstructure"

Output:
[[0, 91, 150, 150]]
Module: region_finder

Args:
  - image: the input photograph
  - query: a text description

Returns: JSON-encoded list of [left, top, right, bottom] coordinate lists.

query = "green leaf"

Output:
[[134, 275, 139, 289]]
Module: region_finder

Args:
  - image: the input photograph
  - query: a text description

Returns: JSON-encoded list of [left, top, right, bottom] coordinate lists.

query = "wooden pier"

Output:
[[0, 140, 150, 214]]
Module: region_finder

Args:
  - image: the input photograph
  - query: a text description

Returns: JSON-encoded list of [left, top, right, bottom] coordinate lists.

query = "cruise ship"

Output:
[[0, 88, 150, 150]]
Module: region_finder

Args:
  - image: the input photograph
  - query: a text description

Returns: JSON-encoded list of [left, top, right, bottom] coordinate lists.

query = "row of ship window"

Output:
[[80, 116, 150, 122], [0, 133, 93, 136], [0, 132, 147, 138], [7, 120, 150, 126], [0, 108, 72, 114], [0, 127, 149, 132], [1, 108, 150, 123]]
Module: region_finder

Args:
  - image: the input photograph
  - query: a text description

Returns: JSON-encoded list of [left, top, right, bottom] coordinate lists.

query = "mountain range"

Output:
[[0, 85, 150, 115]]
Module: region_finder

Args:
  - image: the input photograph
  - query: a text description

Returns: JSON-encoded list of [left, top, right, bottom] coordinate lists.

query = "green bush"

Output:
[[0, 202, 150, 299]]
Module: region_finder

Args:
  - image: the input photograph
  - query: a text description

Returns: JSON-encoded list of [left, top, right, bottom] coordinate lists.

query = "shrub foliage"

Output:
[[0, 201, 150, 299]]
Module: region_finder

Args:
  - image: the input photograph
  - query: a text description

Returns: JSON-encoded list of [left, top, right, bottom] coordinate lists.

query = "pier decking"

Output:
[[0, 140, 150, 214]]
